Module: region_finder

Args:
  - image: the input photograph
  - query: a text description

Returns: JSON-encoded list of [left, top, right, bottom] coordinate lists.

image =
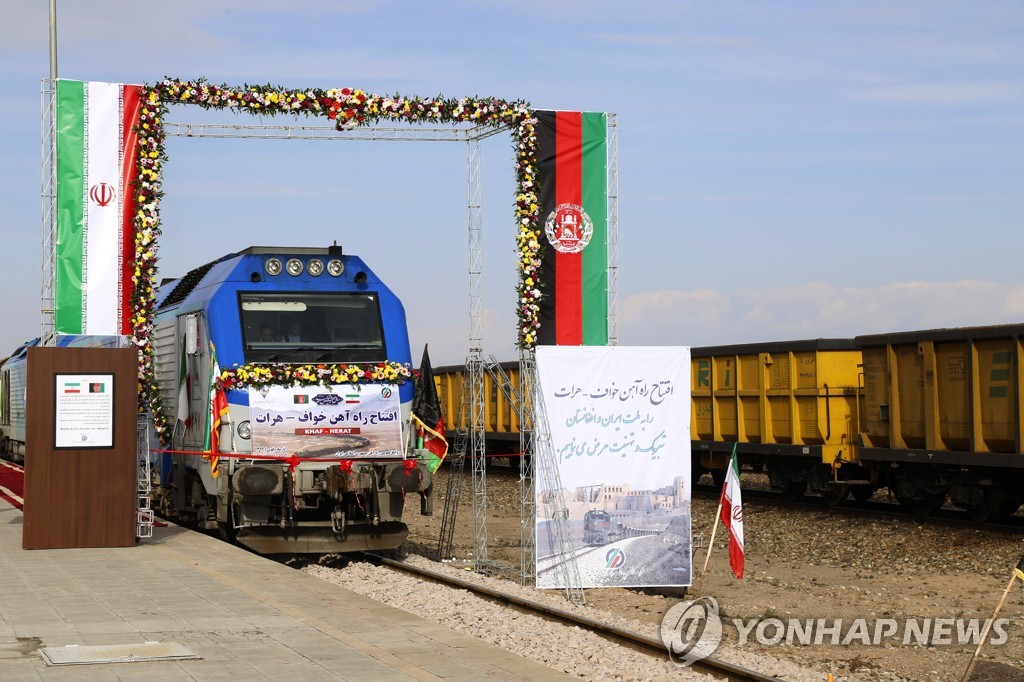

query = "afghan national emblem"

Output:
[[544, 203, 593, 254]]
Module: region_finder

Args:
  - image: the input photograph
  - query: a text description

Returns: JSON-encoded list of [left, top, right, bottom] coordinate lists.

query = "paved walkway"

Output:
[[0, 500, 573, 681]]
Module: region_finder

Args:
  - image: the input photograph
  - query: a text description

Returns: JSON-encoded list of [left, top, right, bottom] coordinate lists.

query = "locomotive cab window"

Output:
[[240, 292, 386, 364]]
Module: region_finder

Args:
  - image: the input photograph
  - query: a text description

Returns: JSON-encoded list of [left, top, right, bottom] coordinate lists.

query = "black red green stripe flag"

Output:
[[536, 110, 609, 346], [412, 345, 448, 473]]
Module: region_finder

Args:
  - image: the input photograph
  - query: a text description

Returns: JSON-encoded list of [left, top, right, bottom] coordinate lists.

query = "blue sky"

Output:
[[2, 1, 1022, 365]]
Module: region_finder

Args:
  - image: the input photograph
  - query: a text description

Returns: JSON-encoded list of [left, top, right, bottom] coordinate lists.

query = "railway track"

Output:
[[355, 551, 783, 682], [693, 480, 1024, 534]]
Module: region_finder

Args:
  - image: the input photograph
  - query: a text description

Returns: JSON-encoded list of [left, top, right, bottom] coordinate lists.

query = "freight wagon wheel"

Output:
[[964, 488, 1006, 524], [779, 479, 807, 501], [711, 469, 727, 488], [896, 491, 944, 517], [822, 483, 849, 507], [850, 485, 876, 503]]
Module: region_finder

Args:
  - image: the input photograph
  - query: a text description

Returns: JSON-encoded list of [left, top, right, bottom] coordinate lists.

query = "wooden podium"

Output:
[[22, 346, 138, 549]]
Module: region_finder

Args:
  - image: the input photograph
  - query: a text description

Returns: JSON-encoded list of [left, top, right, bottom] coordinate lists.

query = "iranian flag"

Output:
[[54, 79, 142, 335], [536, 111, 608, 346], [719, 444, 745, 579]]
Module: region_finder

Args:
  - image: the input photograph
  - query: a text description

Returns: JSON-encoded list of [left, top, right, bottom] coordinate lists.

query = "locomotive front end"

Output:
[[154, 245, 434, 553]]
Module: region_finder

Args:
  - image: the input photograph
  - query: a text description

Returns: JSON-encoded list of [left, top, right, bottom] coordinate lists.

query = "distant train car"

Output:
[[690, 339, 867, 505], [434, 360, 525, 460], [0, 339, 39, 462], [583, 509, 616, 546], [857, 324, 1024, 521], [430, 325, 1024, 523]]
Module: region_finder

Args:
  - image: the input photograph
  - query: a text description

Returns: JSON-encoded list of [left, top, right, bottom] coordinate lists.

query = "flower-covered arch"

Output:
[[130, 79, 542, 441]]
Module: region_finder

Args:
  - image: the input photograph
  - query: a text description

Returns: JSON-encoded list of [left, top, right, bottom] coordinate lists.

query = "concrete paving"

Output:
[[0, 500, 573, 681]]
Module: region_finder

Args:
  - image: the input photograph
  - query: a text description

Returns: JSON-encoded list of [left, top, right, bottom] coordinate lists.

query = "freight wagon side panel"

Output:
[[691, 340, 861, 466], [858, 325, 1024, 461]]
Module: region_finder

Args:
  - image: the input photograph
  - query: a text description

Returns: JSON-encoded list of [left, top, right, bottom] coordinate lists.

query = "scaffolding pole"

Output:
[[40, 79, 56, 344], [518, 351, 536, 584], [466, 136, 490, 568], [607, 113, 619, 346], [529, 355, 586, 604], [435, 425, 468, 560]]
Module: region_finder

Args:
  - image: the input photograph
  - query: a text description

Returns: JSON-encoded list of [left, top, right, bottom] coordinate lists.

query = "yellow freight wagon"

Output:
[[433, 361, 523, 456], [691, 339, 866, 504], [857, 324, 1024, 521]]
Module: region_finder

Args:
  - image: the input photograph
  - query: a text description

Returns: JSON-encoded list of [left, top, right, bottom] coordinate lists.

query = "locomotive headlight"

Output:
[[307, 258, 324, 276], [285, 258, 303, 276], [265, 258, 283, 276], [237, 420, 251, 440], [327, 259, 344, 277]]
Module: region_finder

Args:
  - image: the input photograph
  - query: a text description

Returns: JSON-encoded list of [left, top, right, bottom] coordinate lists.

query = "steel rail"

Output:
[[362, 552, 782, 682], [692, 483, 1024, 533]]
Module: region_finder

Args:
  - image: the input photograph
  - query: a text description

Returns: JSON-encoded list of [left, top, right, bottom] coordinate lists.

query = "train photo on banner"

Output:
[[0, 244, 434, 553]]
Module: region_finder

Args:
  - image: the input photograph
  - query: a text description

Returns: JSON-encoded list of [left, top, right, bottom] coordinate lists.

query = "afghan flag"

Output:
[[719, 444, 745, 579], [536, 110, 608, 346], [411, 345, 448, 473], [54, 79, 142, 335], [203, 342, 229, 478]]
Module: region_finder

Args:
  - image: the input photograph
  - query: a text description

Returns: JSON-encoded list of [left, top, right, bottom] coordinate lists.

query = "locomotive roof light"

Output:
[[307, 258, 324, 276], [327, 259, 344, 277], [264, 258, 283, 276], [285, 258, 303, 276]]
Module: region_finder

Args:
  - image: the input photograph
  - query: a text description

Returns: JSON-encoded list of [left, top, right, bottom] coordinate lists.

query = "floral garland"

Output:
[[217, 362, 414, 391], [128, 78, 542, 444]]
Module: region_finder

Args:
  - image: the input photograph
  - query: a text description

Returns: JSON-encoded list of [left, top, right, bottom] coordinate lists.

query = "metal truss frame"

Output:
[[39, 92, 617, 598], [40, 80, 56, 342]]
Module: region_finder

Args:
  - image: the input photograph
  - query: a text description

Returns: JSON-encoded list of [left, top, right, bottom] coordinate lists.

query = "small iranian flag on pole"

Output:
[[719, 444, 745, 579], [54, 79, 142, 335]]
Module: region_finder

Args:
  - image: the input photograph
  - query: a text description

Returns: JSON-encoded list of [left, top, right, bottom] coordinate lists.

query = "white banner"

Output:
[[249, 384, 403, 459], [535, 346, 691, 588]]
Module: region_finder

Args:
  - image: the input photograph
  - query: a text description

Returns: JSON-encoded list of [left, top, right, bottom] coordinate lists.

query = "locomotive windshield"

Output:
[[239, 292, 386, 364]]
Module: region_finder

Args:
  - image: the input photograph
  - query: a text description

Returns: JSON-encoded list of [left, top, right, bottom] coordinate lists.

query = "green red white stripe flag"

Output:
[[536, 111, 608, 346], [719, 444, 745, 579], [54, 79, 142, 335]]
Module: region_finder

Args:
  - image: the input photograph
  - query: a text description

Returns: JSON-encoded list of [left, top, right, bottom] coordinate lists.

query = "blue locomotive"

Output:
[[151, 243, 433, 552], [1, 244, 434, 553]]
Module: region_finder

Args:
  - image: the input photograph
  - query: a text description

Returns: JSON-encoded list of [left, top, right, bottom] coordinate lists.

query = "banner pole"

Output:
[[961, 571, 1019, 682], [693, 496, 723, 597]]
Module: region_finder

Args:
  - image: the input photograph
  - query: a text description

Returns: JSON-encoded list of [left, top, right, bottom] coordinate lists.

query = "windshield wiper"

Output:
[[265, 346, 335, 362]]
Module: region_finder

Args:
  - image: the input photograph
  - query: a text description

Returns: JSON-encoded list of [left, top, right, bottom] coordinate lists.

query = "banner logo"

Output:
[[604, 547, 625, 569], [89, 182, 116, 207], [544, 203, 593, 254]]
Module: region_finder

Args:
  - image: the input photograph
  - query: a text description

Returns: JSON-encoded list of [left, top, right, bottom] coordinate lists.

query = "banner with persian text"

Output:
[[535, 346, 691, 588], [249, 384, 403, 459]]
